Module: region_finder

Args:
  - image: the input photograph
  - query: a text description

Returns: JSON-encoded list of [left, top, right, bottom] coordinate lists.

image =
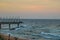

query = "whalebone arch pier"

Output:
[[0, 18, 23, 30]]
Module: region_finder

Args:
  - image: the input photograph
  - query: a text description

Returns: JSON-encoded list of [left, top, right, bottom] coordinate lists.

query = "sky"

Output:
[[0, 0, 60, 19]]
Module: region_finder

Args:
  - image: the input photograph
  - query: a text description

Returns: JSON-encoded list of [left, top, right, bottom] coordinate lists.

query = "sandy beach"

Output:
[[0, 33, 29, 40]]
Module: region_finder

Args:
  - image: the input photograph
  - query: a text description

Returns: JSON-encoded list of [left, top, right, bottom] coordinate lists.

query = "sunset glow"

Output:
[[0, 0, 60, 19]]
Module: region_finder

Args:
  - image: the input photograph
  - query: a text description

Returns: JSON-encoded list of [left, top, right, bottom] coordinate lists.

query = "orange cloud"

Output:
[[0, 0, 60, 12], [0, 2, 47, 12]]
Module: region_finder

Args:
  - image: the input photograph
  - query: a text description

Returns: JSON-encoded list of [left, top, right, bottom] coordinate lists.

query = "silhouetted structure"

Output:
[[0, 18, 23, 30]]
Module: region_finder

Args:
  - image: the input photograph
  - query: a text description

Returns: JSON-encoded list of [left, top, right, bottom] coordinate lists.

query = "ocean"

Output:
[[0, 19, 60, 40]]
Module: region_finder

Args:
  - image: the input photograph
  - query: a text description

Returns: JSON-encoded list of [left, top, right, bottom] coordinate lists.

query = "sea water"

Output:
[[0, 19, 60, 40]]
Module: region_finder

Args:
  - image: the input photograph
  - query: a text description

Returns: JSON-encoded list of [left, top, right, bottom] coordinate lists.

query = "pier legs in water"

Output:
[[9, 24, 20, 30], [17, 24, 19, 28], [9, 24, 10, 30], [0, 24, 1, 29]]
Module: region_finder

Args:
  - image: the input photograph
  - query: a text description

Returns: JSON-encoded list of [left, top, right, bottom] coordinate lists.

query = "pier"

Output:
[[0, 18, 29, 40], [0, 18, 23, 30]]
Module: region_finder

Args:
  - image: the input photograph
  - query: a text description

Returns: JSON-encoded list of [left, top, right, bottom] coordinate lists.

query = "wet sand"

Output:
[[0, 33, 30, 40]]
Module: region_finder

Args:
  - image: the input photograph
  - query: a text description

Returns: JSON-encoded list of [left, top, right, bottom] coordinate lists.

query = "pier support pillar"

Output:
[[17, 24, 19, 28], [9, 24, 10, 30], [0, 24, 1, 29]]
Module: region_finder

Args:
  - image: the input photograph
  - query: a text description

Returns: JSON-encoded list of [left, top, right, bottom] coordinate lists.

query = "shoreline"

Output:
[[0, 33, 30, 40]]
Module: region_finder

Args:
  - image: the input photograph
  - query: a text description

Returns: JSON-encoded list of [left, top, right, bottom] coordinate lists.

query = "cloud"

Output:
[[0, 0, 60, 11]]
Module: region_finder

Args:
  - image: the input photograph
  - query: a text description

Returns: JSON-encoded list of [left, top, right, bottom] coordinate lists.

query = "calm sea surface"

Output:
[[0, 19, 60, 40]]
